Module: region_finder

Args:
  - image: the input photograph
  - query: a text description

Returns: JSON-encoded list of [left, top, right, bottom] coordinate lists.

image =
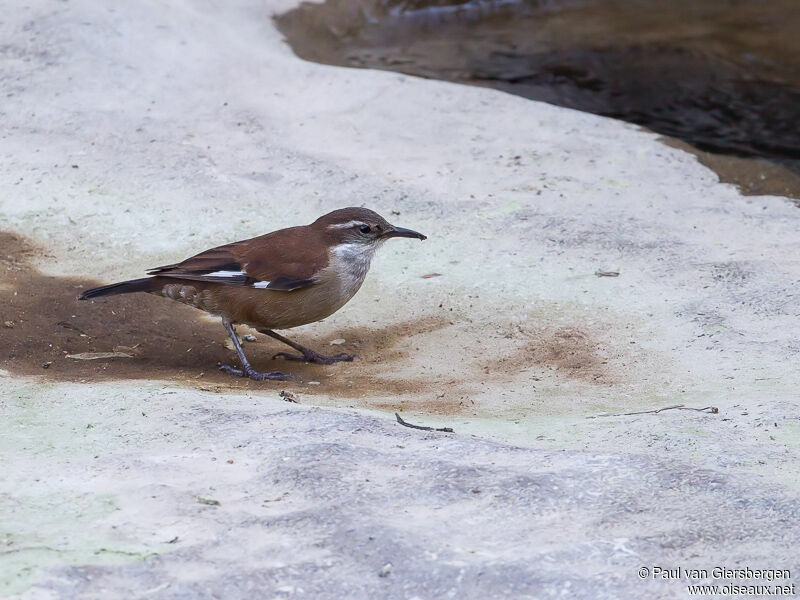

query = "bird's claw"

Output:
[[272, 351, 358, 365], [219, 363, 294, 381]]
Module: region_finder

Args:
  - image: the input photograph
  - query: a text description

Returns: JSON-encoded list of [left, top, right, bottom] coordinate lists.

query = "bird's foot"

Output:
[[272, 350, 358, 365], [219, 363, 294, 381]]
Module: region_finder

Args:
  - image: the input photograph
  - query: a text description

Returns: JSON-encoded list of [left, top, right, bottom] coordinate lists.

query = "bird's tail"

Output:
[[79, 277, 157, 300]]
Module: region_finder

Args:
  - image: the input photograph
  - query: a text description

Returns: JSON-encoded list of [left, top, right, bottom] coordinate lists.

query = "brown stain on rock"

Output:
[[485, 326, 616, 386], [1, 232, 627, 412], [0, 231, 448, 398]]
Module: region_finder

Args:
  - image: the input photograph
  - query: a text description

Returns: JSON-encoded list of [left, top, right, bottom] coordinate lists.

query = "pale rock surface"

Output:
[[1, 0, 799, 598]]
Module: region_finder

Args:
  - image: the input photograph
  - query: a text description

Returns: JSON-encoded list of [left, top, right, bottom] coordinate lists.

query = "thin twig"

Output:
[[587, 404, 719, 419], [395, 413, 454, 433]]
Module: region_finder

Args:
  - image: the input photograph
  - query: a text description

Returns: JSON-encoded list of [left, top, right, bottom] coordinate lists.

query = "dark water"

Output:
[[277, 0, 800, 182]]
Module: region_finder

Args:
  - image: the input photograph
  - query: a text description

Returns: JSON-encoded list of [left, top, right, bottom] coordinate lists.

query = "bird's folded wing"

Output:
[[146, 231, 326, 291]]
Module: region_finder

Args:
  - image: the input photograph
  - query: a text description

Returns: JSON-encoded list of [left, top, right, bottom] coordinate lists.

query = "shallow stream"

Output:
[[277, 0, 800, 199]]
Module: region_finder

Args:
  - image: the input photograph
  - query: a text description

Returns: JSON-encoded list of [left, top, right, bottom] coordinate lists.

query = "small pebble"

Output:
[[279, 390, 299, 403], [307, 381, 321, 385], [3, 321, 14, 328], [379, 563, 393, 578], [329, 338, 346, 345]]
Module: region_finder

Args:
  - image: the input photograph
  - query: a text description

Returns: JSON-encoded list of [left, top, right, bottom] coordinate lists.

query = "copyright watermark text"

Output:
[[638, 566, 795, 596]]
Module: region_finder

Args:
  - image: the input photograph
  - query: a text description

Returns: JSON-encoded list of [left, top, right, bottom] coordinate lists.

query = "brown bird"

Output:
[[80, 207, 426, 381]]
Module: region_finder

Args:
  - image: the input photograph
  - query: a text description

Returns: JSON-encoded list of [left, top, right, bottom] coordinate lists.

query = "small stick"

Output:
[[395, 413, 454, 433], [0, 545, 60, 555], [587, 404, 719, 419]]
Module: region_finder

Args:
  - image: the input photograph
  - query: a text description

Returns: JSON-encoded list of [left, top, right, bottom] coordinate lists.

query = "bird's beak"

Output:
[[383, 226, 427, 241]]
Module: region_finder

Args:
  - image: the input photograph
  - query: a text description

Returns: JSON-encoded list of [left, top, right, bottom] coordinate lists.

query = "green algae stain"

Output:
[[0, 382, 171, 596], [0, 491, 158, 596]]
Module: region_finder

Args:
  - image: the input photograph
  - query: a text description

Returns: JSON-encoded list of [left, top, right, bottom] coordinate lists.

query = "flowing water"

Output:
[[277, 0, 800, 199]]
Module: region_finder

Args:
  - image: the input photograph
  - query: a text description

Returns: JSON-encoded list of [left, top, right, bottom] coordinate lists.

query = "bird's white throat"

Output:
[[329, 242, 379, 296]]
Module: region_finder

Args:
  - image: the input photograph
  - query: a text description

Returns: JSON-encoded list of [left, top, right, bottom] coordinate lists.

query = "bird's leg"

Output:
[[259, 328, 358, 365], [219, 319, 294, 381]]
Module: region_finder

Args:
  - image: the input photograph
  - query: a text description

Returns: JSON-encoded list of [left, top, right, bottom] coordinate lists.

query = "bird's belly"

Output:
[[215, 278, 362, 330]]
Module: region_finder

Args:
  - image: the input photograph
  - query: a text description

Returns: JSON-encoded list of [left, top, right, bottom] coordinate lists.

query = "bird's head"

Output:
[[315, 207, 427, 249]]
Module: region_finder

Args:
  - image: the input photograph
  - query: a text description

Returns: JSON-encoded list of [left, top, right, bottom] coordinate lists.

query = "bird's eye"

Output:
[[359, 224, 371, 234]]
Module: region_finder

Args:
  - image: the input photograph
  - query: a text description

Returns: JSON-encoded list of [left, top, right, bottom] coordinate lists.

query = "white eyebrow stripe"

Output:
[[252, 280, 272, 289], [205, 270, 246, 277], [326, 220, 366, 230]]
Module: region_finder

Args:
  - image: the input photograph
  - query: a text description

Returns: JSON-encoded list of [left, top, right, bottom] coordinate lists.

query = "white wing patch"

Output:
[[204, 270, 271, 288], [205, 270, 247, 277]]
